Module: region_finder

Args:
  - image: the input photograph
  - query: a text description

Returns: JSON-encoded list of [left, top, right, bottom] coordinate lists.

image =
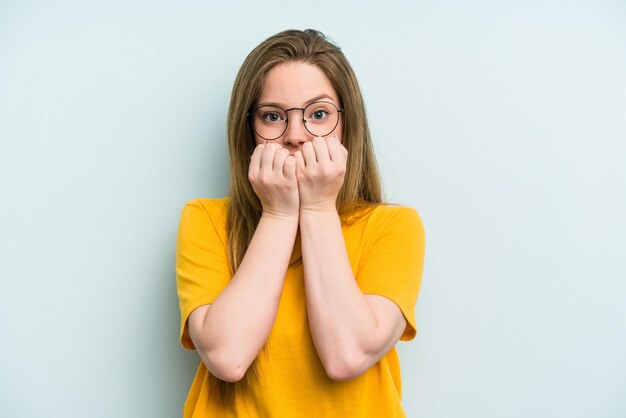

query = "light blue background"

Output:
[[1, 1, 625, 417]]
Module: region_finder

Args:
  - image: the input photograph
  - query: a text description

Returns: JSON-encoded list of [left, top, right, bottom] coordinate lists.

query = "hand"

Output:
[[295, 135, 348, 213], [248, 143, 299, 219]]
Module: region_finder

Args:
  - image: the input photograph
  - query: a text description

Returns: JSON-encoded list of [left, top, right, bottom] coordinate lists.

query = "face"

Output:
[[253, 62, 343, 154]]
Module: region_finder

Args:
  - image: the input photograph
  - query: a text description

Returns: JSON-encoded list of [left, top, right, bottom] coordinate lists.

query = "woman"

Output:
[[176, 29, 425, 417]]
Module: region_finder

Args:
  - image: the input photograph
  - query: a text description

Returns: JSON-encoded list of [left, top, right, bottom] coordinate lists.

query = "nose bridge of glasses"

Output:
[[284, 107, 306, 122], [283, 107, 308, 139]]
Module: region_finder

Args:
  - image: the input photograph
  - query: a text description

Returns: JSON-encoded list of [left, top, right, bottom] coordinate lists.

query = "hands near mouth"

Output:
[[248, 135, 347, 218]]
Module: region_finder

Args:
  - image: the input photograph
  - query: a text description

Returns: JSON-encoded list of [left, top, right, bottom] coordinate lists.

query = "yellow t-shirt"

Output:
[[176, 198, 425, 418]]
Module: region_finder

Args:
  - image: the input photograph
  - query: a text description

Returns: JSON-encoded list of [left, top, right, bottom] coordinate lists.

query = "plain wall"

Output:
[[1, 1, 625, 417]]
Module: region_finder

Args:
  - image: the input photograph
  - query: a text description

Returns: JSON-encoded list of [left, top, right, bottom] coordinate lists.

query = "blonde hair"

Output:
[[217, 28, 383, 403]]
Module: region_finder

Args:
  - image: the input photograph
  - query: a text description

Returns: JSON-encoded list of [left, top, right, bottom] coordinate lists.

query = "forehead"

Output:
[[257, 62, 339, 107]]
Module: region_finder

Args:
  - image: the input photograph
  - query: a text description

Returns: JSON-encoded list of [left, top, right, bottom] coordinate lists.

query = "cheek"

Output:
[[337, 120, 344, 141], [254, 132, 270, 146]]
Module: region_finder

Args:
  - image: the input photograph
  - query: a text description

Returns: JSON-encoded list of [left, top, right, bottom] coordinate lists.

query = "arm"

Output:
[[295, 136, 407, 381], [187, 143, 299, 382], [299, 209, 406, 381]]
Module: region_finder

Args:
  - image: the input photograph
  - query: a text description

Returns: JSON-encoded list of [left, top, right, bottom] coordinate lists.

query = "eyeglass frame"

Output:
[[246, 100, 345, 141]]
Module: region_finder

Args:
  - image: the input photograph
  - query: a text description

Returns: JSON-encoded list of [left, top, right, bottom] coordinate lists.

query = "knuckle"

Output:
[[258, 174, 271, 185]]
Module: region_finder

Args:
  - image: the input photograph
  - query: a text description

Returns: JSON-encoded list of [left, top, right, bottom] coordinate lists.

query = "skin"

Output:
[[187, 62, 406, 382]]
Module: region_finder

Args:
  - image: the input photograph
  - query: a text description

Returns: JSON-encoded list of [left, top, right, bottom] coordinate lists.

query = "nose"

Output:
[[282, 111, 313, 147]]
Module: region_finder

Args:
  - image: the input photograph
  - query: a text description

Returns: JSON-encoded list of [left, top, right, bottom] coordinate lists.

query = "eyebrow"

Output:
[[257, 94, 337, 108]]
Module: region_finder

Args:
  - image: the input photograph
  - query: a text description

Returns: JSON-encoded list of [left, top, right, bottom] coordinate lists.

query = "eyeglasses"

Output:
[[247, 101, 344, 141]]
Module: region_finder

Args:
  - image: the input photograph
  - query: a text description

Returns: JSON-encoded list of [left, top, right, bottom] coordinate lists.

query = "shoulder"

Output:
[[178, 197, 229, 243], [180, 197, 228, 222], [343, 203, 425, 251], [362, 204, 424, 235], [181, 197, 228, 213]]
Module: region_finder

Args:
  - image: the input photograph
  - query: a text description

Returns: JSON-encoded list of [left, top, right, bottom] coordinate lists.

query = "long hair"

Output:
[[217, 28, 383, 403]]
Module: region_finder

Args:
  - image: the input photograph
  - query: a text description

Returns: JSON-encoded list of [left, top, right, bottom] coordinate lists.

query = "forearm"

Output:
[[300, 209, 393, 380], [190, 213, 298, 381]]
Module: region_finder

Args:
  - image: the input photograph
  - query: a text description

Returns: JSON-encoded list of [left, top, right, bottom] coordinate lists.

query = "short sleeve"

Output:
[[176, 199, 232, 349], [356, 206, 426, 341]]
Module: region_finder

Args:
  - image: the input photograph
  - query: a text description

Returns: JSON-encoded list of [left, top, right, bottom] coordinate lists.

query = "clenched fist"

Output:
[[248, 143, 300, 220], [294, 135, 347, 213]]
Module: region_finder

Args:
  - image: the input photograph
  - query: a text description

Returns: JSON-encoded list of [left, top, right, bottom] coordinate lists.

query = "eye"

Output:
[[311, 109, 329, 120], [262, 112, 285, 123], [305, 101, 336, 122]]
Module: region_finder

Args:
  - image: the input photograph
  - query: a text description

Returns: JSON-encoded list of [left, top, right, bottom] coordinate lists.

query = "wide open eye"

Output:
[[261, 110, 286, 123], [311, 109, 329, 120], [305, 102, 335, 123], [252, 106, 288, 140], [254, 105, 286, 123]]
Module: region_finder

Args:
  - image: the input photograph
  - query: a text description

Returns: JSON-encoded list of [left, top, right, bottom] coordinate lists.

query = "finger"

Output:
[[248, 143, 265, 178], [301, 140, 317, 166], [260, 142, 279, 173], [283, 155, 297, 181], [312, 136, 331, 164], [273, 148, 289, 177], [294, 150, 306, 174], [326, 135, 346, 163]]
